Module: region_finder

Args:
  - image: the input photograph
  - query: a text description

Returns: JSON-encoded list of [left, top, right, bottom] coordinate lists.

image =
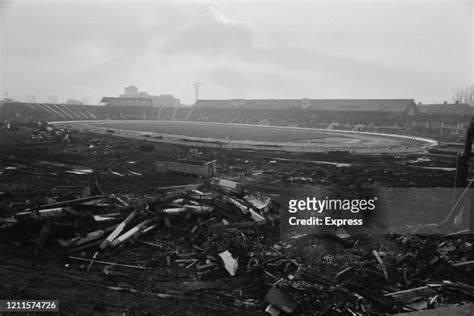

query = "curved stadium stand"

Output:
[[1, 99, 473, 142]]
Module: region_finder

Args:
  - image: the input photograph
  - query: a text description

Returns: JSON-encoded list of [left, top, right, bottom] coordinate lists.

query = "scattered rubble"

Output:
[[0, 127, 471, 314], [1, 177, 473, 315]]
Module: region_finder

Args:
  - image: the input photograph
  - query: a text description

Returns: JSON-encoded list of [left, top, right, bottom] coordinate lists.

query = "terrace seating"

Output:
[[173, 108, 191, 120], [0, 100, 469, 142]]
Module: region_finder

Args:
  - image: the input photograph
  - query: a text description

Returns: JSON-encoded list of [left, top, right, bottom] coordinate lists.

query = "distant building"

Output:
[[101, 85, 181, 107], [123, 85, 139, 97]]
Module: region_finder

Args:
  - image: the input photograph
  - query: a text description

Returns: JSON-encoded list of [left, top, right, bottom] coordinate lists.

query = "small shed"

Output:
[[157, 160, 217, 178]]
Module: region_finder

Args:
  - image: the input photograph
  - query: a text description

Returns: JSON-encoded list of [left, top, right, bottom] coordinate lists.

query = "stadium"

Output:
[[1, 97, 471, 152], [2, 0, 474, 314]]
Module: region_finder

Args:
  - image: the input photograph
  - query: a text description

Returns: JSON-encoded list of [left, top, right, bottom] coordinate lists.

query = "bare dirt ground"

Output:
[[0, 127, 469, 315]]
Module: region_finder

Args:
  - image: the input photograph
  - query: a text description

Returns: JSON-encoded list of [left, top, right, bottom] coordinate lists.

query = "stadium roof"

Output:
[[417, 103, 473, 115], [307, 99, 415, 112], [193, 99, 416, 112], [101, 97, 152, 106]]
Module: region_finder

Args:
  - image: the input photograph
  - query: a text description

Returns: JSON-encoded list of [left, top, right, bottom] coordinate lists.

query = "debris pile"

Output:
[[250, 233, 474, 315], [30, 123, 72, 142], [216, 154, 454, 188], [1, 179, 473, 314]]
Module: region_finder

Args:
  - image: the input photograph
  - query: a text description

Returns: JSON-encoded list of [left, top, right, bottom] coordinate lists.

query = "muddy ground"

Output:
[[0, 127, 466, 315]]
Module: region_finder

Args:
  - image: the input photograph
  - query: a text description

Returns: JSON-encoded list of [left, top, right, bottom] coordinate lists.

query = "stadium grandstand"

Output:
[[1, 98, 473, 141], [192, 99, 417, 125], [101, 97, 153, 107], [414, 101, 474, 134], [0, 102, 185, 122]]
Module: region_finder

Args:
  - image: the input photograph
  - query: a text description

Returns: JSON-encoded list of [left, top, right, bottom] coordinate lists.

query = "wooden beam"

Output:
[[440, 180, 474, 227]]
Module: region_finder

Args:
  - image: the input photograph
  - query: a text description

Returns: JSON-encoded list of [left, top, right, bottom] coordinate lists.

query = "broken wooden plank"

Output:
[[227, 197, 266, 222], [373, 250, 389, 281], [38, 195, 107, 209], [385, 284, 442, 304], [141, 241, 164, 249], [452, 260, 474, 270], [58, 225, 118, 249], [442, 229, 470, 237], [110, 219, 153, 247], [162, 207, 187, 215], [208, 220, 266, 232], [15, 207, 70, 221], [393, 303, 474, 315], [69, 256, 146, 270], [228, 197, 250, 215], [112, 195, 129, 207], [440, 182, 473, 228], [99, 208, 140, 250]]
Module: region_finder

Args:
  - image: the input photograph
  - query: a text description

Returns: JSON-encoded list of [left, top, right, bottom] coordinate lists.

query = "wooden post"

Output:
[[470, 183, 474, 233], [454, 154, 469, 188], [463, 119, 474, 158], [455, 154, 464, 188], [449, 118, 474, 228], [462, 118, 474, 231]]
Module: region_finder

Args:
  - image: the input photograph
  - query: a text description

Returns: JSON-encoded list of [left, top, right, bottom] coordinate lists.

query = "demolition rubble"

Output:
[[0, 126, 473, 315], [1, 179, 474, 315]]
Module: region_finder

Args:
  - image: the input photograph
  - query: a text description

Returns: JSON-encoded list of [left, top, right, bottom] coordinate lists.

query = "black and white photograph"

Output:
[[0, 0, 473, 314]]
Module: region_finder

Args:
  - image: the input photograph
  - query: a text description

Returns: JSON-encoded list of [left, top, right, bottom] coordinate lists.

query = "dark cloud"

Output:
[[161, 17, 254, 56], [1, 1, 472, 104]]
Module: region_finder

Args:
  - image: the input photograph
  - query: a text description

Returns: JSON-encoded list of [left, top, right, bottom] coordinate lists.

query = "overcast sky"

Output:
[[1, 0, 472, 105]]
